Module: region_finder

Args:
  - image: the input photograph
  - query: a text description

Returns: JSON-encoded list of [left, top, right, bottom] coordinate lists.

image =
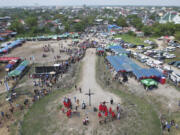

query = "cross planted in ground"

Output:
[[85, 89, 94, 106]]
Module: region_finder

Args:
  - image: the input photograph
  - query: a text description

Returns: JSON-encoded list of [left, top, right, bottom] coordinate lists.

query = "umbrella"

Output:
[[141, 79, 158, 87]]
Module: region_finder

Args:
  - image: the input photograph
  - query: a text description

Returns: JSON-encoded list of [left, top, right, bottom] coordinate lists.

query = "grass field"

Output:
[[14, 53, 180, 135], [96, 56, 180, 135], [19, 55, 161, 135], [114, 34, 156, 46], [165, 48, 180, 63], [96, 56, 161, 135], [20, 89, 69, 135], [19, 62, 82, 135]]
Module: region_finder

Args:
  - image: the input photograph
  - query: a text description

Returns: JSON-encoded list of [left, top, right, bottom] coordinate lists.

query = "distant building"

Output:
[[0, 16, 11, 22], [135, 31, 144, 37], [73, 19, 81, 23], [159, 12, 180, 24], [0, 30, 16, 39], [95, 19, 104, 25]]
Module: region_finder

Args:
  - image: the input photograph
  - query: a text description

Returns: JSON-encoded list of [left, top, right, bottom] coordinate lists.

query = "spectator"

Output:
[[166, 123, 171, 132], [1, 111, 4, 118]]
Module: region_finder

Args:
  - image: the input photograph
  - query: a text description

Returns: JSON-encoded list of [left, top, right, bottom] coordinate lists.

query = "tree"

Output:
[[149, 14, 156, 21], [127, 31, 136, 36], [25, 17, 38, 27], [142, 26, 152, 36], [8, 19, 25, 34], [152, 23, 176, 36], [64, 23, 70, 32], [73, 22, 85, 32], [127, 15, 143, 30], [55, 27, 60, 34], [108, 18, 114, 24], [175, 31, 180, 40], [116, 17, 128, 27]]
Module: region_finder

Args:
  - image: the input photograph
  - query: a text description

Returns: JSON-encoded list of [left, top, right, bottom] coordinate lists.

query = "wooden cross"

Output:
[[100, 101, 109, 104], [85, 89, 94, 106]]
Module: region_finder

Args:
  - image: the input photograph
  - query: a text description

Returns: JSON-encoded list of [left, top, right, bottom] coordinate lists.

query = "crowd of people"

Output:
[[60, 90, 122, 126], [0, 37, 94, 131], [161, 118, 179, 133], [98, 101, 121, 124]]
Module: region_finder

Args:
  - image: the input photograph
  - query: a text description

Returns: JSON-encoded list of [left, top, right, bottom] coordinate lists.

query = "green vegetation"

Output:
[[127, 15, 143, 31], [116, 17, 128, 27], [5, 8, 97, 37], [20, 89, 68, 135], [114, 34, 155, 46], [175, 31, 180, 41], [96, 56, 180, 135], [96, 56, 161, 135], [165, 48, 180, 63], [19, 62, 82, 135], [114, 14, 180, 39]]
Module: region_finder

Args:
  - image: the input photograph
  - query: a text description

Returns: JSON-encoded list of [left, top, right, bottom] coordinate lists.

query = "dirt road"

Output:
[[155, 39, 166, 50], [56, 48, 121, 135], [65, 48, 121, 107], [126, 77, 180, 111]]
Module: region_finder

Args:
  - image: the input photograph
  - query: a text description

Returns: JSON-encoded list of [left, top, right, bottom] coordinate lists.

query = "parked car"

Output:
[[168, 61, 176, 65], [174, 61, 180, 67]]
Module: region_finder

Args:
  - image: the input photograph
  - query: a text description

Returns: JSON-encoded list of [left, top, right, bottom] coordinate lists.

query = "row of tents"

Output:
[[8, 60, 29, 77], [0, 57, 20, 62], [106, 55, 164, 80], [17, 33, 80, 41], [108, 45, 130, 56], [107, 25, 122, 32], [0, 40, 25, 54]]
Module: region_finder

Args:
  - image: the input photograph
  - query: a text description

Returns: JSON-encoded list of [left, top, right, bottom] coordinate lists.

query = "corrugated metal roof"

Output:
[[106, 55, 163, 79]]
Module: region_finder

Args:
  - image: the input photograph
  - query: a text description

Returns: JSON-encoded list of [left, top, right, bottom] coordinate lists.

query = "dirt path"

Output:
[[155, 39, 166, 50], [55, 48, 121, 135], [65, 48, 121, 107], [126, 77, 180, 111]]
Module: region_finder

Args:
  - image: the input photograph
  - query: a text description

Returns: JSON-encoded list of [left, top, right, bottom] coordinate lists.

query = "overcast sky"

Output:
[[0, 0, 180, 7]]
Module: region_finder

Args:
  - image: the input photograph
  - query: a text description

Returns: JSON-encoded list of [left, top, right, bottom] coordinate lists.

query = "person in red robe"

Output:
[[61, 107, 65, 113], [109, 107, 112, 114], [98, 112, 102, 118], [102, 105, 105, 112], [63, 101, 66, 107], [66, 110, 69, 117], [105, 111, 108, 117], [68, 109, 71, 117], [66, 109, 71, 118], [99, 104, 102, 112], [112, 111, 116, 118], [104, 105, 107, 112], [67, 99, 71, 108]]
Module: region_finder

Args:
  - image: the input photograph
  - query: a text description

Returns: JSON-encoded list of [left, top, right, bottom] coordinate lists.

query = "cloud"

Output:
[[0, 0, 180, 6]]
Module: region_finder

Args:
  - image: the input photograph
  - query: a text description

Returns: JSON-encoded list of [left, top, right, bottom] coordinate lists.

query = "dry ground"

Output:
[[21, 48, 161, 135], [6, 40, 74, 64], [0, 39, 81, 135], [0, 39, 80, 93], [0, 36, 179, 135], [48, 49, 122, 135]]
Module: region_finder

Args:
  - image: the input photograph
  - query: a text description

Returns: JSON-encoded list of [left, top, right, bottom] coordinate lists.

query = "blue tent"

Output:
[[0, 37, 5, 41], [109, 45, 130, 55], [0, 39, 23, 54], [97, 48, 104, 52], [108, 25, 122, 31], [106, 55, 163, 79]]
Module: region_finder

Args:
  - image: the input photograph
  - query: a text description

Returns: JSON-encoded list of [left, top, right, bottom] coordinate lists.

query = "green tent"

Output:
[[71, 33, 79, 38], [141, 79, 158, 87], [106, 43, 117, 49], [8, 60, 29, 77], [73, 39, 79, 42], [20, 60, 28, 66]]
